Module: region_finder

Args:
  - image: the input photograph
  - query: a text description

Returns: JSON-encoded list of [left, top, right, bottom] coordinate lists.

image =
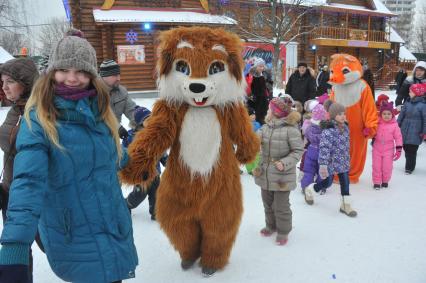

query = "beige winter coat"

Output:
[[254, 111, 304, 191]]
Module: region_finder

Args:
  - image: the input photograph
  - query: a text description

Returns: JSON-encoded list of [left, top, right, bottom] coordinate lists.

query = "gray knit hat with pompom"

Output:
[[47, 29, 97, 77]]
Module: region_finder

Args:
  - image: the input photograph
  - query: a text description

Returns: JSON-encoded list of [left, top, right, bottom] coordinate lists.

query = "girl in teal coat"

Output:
[[0, 30, 138, 283]]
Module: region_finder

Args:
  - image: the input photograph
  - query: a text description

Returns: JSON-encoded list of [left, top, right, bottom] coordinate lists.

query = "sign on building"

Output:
[[117, 45, 145, 64]]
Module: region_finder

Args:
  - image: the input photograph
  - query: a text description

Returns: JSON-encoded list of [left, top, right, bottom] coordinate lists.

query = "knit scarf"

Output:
[[55, 84, 97, 101]]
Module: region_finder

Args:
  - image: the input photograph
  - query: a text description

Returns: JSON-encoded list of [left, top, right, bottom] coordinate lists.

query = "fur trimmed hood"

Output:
[[285, 111, 302, 126], [267, 111, 301, 128]]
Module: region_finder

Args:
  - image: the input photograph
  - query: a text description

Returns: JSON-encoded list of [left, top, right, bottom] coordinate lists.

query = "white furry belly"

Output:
[[333, 81, 364, 107], [179, 107, 222, 176]]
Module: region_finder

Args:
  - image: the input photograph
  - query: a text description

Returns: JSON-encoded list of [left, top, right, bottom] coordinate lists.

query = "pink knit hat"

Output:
[[269, 97, 292, 118], [311, 104, 327, 122], [317, 93, 329, 104], [409, 83, 426, 97], [379, 101, 395, 116]]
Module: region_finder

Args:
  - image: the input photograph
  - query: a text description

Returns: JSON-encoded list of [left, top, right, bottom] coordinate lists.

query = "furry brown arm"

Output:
[[227, 102, 260, 164], [119, 100, 178, 185]]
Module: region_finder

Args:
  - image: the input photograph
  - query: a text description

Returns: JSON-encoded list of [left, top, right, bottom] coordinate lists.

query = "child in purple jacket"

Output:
[[304, 102, 357, 217], [301, 104, 327, 199]]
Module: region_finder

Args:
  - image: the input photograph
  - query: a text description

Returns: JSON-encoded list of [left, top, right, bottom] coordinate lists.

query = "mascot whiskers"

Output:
[[120, 27, 260, 277]]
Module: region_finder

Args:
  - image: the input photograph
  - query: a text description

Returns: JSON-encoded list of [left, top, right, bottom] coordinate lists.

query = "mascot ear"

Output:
[[158, 49, 174, 75], [227, 53, 243, 82]]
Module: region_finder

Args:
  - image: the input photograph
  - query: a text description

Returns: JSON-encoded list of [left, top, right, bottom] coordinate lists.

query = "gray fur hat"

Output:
[[328, 102, 346, 120], [0, 58, 39, 97], [47, 31, 97, 77]]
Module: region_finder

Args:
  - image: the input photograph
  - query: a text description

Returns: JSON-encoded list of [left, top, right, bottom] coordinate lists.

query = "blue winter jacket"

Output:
[[318, 120, 350, 174], [397, 96, 426, 145], [0, 96, 138, 283]]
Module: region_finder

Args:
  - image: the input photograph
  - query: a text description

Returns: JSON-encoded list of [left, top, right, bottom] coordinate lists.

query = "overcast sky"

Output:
[[31, 0, 67, 23]]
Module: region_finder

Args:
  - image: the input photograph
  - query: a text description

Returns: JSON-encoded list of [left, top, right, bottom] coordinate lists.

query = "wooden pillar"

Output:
[[320, 11, 323, 37], [368, 16, 371, 41], [346, 12, 349, 39]]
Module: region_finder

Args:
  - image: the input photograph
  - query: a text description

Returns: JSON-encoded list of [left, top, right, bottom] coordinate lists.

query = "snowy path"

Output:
[[1, 91, 425, 283]]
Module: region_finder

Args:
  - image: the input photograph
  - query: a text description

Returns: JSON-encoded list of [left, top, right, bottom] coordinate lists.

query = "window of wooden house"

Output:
[[350, 15, 359, 27], [253, 12, 265, 29], [359, 16, 368, 30], [305, 12, 320, 26]]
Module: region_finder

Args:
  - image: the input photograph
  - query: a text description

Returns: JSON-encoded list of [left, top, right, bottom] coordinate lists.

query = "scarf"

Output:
[[55, 83, 97, 101]]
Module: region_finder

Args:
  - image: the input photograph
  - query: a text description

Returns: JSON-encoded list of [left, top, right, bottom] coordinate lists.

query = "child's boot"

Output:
[[304, 183, 316, 205], [381, 183, 388, 188], [339, 196, 357, 217], [373, 184, 381, 190], [260, 227, 276, 237], [275, 234, 288, 246]]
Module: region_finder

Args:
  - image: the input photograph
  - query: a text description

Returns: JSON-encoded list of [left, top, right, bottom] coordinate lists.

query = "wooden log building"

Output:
[[68, 0, 408, 91]]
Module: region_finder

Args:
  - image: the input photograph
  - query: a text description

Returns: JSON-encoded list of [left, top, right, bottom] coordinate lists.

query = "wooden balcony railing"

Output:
[[310, 26, 389, 43]]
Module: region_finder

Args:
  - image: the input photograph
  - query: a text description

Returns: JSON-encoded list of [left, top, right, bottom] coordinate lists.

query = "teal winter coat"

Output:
[[0, 96, 138, 283]]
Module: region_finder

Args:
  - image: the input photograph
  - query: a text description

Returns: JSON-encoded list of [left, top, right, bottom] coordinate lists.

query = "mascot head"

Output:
[[156, 27, 245, 107], [329, 54, 363, 85]]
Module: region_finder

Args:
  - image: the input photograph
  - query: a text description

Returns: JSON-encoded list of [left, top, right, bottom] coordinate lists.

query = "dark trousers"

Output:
[[126, 176, 160, 215], [313, 172, 350, 196], [1, 189, 45, 283], [403, 144, 419, 172]]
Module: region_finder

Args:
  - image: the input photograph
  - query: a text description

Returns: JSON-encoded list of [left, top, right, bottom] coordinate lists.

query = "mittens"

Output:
[[393, 146, 402, 161], [319, 165, 329, 179], [0, 264, 30, 283], [362, 128, 371, 137], [118, 126, 129, 140]]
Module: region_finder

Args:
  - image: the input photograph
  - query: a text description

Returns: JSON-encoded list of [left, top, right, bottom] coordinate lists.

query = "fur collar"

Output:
[[267, 111, 301, 128]]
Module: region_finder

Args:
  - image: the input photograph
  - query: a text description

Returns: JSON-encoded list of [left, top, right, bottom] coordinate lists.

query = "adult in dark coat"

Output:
[[246, 58, 271, 124], [362, 64, 375, 100], [0, 57, 44, 281], [285, 62, 316, 105], [395, 68, 407, 92], [395, 61, 426, 107], [316, 65, 331, 96]]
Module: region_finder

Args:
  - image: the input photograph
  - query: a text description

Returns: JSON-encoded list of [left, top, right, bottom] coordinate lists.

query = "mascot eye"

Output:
[[176, 61, 190, 75], [342, 67, 351, 74], [209, 61, 225, 75]]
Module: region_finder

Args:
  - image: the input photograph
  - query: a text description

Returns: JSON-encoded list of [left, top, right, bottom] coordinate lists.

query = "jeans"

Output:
[[313, 172, 350, 196]]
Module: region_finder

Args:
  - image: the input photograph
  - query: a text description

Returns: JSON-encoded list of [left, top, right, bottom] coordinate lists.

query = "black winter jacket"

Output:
[[285, 70, 316, 104]]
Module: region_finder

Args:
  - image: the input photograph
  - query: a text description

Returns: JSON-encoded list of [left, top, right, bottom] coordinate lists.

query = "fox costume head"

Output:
[[329, 54, 363, 85], [156, 27, 246, 107]]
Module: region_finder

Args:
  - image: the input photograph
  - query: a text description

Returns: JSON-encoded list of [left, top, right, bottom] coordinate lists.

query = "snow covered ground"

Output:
[[0, 91, 425, 283]]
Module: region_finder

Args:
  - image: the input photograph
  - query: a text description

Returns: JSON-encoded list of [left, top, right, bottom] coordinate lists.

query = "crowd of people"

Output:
[[0, 27, 424, 282]]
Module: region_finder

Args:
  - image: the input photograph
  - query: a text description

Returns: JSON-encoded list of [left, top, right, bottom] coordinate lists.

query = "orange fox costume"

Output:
[[120, 27, 260, 272], [328, 54, 378, 183]]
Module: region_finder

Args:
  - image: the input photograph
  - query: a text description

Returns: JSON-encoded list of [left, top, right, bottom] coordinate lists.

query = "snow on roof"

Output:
[[399, 45, 417, 61], [255, 0, 395, 16], [93, 8, 237, 25], [0, 47, 14, 64], [390, 27, 405, 43]]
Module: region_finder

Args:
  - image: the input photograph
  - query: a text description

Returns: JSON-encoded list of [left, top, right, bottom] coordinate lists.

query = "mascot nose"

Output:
[[189, 83, 206, 93]]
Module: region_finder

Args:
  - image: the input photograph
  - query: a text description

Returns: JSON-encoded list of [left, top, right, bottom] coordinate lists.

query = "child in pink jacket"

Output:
[[372, 101, 403, 189]]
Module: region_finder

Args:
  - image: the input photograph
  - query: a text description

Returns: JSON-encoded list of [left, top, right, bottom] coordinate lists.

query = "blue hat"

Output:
[[134, 106, 151, 125]]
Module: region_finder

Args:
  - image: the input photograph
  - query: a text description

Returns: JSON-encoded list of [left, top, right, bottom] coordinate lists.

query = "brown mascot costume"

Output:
[[120, 27, 260, 277]]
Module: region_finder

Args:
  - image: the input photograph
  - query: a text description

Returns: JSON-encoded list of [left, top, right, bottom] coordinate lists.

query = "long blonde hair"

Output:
[[24, 71, 122, 159]]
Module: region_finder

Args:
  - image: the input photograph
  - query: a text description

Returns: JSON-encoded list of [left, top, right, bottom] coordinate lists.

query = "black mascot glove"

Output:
[[0, 264, 30, 283], [118, 126, 129, 140]]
